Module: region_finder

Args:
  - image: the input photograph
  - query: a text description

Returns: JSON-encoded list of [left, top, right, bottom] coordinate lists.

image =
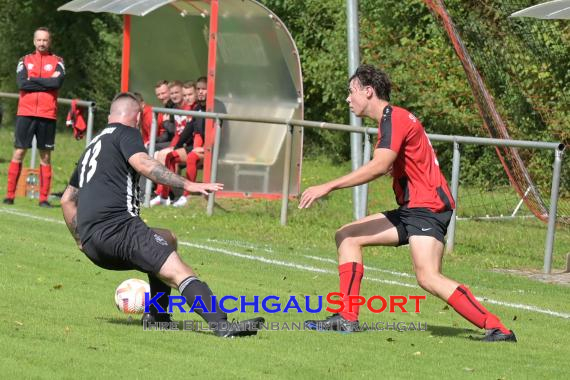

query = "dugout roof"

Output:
[[59, 0, 303, 198]]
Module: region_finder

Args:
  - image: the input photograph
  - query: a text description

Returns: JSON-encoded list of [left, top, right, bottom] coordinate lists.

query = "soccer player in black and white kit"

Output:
[[61, 93, 263, 338]]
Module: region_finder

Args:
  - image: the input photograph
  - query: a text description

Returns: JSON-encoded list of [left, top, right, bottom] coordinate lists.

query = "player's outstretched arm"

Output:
[[128, 152, 223, 196], [298, 148, 396, 209], [61, 184, 82, 250]]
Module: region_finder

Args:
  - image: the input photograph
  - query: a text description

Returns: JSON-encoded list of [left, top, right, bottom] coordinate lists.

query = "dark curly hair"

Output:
[[349, 64, 391, 101]]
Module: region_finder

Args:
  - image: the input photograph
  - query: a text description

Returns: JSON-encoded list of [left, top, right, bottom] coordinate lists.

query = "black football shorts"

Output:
[[82, 217, 174, 274], [15, 116, 56, 150], [382, 207, 453, 246]]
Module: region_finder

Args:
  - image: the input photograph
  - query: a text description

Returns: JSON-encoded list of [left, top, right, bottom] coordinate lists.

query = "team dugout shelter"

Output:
[[59, 0, 304, 198]]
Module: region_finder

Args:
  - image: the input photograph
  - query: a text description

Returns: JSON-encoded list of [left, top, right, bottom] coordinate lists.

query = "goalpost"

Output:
[[423, 0, 569, 227]]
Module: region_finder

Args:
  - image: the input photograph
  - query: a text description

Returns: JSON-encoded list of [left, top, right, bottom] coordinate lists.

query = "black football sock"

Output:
[[148, 273, 171, 314], [178, 276, 228, 324]]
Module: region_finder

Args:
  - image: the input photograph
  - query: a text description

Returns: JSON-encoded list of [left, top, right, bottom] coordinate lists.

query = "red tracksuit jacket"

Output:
[[16, 51, 65, 120]]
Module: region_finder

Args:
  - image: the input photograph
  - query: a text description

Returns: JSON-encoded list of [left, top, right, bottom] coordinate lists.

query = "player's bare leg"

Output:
[[306, 213, 400, 332], [12, 148, 26, 163], [152, 230, 264, 337], [409, 235, 516, 342], [336, 212, 401, 264], [409, 236, 458, 299]]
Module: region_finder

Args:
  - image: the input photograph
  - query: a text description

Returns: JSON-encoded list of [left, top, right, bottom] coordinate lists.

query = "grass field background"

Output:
[[0, 127, 569, 379]]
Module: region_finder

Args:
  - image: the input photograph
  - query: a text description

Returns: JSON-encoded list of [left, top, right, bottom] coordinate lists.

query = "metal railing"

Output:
[[2, 94, 561, 273], [0, 92, 96, 168], [146, 106, 565, 274]]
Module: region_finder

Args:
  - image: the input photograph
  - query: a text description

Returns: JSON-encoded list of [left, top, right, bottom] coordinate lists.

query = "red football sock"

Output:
[[6, 161, 22, 199], [159, 184, 170, 199], [165, 151, 181, 171], [338, 262, 364, 321], [447, 285, 510, 334], [186, 152, 200, 182], [159, 151, 182, 199], [39, 164, 52, 203], [193, 134, 203, 148]]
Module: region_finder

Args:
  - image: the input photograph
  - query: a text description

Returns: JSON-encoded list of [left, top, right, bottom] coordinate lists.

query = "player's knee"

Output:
[[335, 226, 359, 249], [158, 251, 195, 286], [415, 270, 437, 293], [12, 149, 25, 162]]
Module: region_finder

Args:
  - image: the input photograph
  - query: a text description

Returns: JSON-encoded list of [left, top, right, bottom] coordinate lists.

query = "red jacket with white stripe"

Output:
[[16, 51, 65, 120]]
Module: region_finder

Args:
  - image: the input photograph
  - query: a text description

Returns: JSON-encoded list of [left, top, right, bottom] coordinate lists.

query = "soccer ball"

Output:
[[114, 278, 150, 314]]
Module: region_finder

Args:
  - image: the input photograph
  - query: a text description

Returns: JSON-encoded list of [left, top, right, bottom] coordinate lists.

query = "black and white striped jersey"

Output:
[[69, 123, 147, 243]]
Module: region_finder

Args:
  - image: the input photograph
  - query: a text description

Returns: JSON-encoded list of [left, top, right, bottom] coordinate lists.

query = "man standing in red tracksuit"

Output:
[[3, 27, 65, 208]]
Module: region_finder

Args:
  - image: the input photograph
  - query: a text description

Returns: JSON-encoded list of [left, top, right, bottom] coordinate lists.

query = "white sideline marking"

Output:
[[2, 207, 570, 319], [181, 242, 418, 289], [181, 242, 331, 274], [0, 207, 66, 224], [206, 238, 274, 253], [303, 255, 416, 278], [481, 299, 570, 319]]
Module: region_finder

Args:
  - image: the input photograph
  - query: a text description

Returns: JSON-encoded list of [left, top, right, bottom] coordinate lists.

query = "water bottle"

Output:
[[26, 172, 39, 199]]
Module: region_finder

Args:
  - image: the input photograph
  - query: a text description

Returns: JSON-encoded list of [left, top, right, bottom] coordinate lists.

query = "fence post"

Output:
[[144, 112, 158, 207], [30, 137, 37, 169], [85, 104, 95, 146], [543, 145, 565, 273], [280, 124, 294, 225], [446, 140, 461, 253], [207, 118, 222, 216], [360, 130, 371, 217]]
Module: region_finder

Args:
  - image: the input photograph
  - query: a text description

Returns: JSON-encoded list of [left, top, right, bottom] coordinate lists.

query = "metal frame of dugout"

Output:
[[58, 0, 305, 200]]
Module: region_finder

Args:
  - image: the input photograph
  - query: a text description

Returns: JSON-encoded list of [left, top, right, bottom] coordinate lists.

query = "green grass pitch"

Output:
[[0, 127, 569, 379]]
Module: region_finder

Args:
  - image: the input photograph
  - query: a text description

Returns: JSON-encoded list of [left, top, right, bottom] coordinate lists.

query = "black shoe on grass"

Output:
[[141, 313, 174, 327], [305, 314, 360, 332], [39, 201, 53, 208], [214, 317, 265, 338], [482, 328, 517, 342], [3, 198, 14, 205]]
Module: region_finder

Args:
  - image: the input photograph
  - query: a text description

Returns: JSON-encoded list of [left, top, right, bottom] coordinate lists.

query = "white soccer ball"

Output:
[[114, 278, 150, 314]]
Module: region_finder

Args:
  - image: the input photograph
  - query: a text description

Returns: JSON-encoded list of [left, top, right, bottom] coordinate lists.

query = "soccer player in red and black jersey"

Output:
[[300, 65, 516, 342], [150, 81, 195, 206], [3, 27, 65, 207]]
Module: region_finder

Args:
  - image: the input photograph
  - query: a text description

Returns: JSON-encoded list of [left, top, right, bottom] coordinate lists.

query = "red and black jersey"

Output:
[[376, 105, 455, 213], [16, 51, 65, 120], [169, 103, 194, 147], [174, 103, 193, 134]]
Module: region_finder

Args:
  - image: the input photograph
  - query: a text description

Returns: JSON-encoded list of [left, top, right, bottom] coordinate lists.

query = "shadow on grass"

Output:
[[427, 324, 478, 338], [97, 316, 216, 336], [96, 316, 142, 327]]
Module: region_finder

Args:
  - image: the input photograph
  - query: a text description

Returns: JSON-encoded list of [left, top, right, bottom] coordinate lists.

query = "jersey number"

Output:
[[79, 140, 102, 187]]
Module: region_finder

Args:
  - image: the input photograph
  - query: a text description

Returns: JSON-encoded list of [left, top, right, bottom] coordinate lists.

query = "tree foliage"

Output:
[[0, 0, 122, 130], [262, 0, 568, 194], [0, 0, 567, 194]]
